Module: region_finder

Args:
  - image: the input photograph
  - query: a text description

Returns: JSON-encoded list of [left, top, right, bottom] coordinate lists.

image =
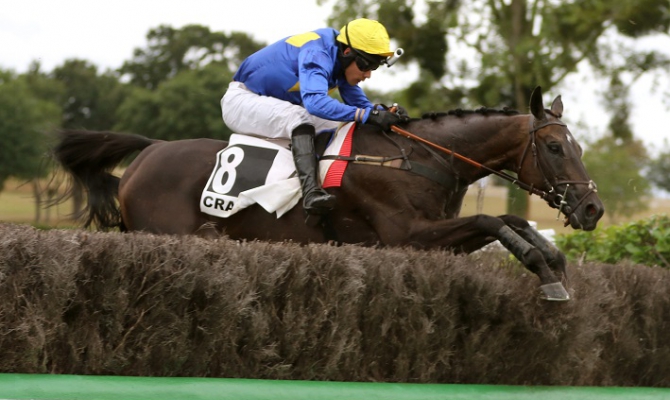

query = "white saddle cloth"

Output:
[[200, 122, 353, 218]]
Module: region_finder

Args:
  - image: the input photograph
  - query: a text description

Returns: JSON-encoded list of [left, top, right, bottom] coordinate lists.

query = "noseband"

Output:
[[519, 112, 598, 218]]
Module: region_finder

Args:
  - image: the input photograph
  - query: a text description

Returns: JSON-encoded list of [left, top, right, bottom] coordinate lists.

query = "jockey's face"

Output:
[[343, 48, 372, 86]]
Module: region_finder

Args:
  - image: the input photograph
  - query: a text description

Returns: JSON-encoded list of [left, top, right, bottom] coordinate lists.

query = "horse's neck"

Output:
[[410, 114, 529, 181]]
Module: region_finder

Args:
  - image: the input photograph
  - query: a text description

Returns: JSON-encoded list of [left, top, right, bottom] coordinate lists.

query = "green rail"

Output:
[[1, 374, 668, 400]]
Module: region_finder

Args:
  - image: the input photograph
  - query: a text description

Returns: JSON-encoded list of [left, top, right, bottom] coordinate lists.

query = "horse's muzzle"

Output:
[[567, 198, 604, 231]]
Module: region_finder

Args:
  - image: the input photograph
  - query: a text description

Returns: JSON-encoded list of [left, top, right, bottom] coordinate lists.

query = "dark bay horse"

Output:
[[53, 87, 604, 301]]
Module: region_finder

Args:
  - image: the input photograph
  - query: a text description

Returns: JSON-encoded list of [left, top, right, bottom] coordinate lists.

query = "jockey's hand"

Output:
[[394, 105, 411, 122], [366, 109, 401, 131]]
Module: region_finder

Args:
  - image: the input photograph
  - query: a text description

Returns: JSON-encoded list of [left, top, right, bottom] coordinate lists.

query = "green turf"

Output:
[[2, 374, 669, 400]]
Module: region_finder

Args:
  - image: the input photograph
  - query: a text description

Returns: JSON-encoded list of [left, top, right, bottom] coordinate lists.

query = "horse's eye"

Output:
[[547, 143, 561, 154]]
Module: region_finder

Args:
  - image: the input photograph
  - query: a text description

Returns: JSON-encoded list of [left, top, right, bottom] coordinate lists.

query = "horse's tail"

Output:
[[52, 130, 157, 230]]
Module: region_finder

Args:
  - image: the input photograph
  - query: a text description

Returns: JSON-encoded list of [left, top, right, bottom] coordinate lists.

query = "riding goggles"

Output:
[[353, 50, 384, 72]]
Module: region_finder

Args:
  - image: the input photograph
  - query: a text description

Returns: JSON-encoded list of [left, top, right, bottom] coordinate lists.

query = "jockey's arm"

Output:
[[299, 49, 373, 124]]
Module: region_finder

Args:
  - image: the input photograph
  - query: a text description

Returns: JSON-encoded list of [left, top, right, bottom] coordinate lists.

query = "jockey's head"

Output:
[[337, 18, 394, 73]]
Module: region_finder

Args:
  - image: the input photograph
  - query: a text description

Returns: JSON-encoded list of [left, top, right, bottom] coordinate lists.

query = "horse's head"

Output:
[[517, 87, 604, 231]]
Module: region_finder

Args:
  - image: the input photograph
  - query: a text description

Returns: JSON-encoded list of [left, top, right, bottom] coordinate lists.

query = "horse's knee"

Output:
[[518, 224, 568, 280], [497, 225, 559, 285], [499, 216, 568, 277], [498, 214, 531, 229], [471, 214, 507, 235]]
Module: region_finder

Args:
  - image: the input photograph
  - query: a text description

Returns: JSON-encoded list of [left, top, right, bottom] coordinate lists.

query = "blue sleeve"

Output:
[[339, 83, 375, 119], [298, 47, 371, 123]]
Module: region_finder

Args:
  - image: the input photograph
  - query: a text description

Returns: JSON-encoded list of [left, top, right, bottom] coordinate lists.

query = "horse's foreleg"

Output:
[[498, 215, 569, 286], [403, 215, 569, 301], [495, 225, 569, 301]]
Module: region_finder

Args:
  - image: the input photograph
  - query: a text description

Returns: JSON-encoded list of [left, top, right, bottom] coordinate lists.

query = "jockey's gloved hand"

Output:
[[366, 109, 401, 131], [394, 104, 411, 122], [394, 104, 409, 117]]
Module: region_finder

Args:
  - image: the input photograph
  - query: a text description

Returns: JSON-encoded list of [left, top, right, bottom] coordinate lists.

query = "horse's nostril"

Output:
[[585, 203, 601, 219]]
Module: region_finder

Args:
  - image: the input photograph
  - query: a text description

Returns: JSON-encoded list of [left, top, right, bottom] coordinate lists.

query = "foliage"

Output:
[[322, 0, 668, 108], [0, 71, 61, 190], [22, 62, 66, 106], [51, 59, 130, 130], [647, 139, 670, 194], [115, 63, 234, 141], [556, 214, 670, 268], [113, 25, 265, 140], [611, 0, 670, 37], [581, 135, 650, 223], [119, 24, 265, 90]]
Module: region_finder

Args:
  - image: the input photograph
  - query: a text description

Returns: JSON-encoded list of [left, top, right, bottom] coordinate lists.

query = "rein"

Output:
[[389, 124, 556, 202]]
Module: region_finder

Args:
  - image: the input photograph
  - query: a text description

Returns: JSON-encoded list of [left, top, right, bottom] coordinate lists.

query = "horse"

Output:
[[53, 86, 604, 301]]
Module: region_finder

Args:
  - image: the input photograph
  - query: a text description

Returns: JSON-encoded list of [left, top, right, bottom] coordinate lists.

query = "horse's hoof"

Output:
[[539, 282, 571, 301]]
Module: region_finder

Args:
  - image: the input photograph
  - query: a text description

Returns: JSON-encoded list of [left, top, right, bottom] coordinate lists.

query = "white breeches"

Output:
[[221, 81, 340, 139]]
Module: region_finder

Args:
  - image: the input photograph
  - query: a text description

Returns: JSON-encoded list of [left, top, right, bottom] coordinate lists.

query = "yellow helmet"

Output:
[[336, 18, 394, 57]]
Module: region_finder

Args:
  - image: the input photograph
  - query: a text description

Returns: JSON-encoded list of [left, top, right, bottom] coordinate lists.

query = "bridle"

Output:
[[519, 110, 598, 218], [389, 112, 598, 219]]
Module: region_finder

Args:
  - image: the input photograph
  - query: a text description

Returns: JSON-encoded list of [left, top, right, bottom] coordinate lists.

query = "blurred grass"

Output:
[[2, 178, 668, 233], [0, 178, 74, 227]]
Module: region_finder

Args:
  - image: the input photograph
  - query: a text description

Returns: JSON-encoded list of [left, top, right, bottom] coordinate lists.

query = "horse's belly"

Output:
[[220, 206, 380, 245]]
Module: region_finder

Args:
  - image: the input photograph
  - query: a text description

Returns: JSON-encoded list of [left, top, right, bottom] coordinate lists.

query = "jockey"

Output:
[[221, 18, 407, 215]]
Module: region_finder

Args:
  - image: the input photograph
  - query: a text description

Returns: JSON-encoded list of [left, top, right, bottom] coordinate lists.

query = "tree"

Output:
[[582, 135, 650, 224], [115, 63, 234, 141], [114, 25, 266, 141], [0, 71, 61, 221], [51, 59, 129, 130], [320, 0, 670, 218], [647, 140, 670, 194], [23, 60, 128, 220], [119, 24, 265, 90], [0, 72, 61, 187], [582, 68, 653, 223]]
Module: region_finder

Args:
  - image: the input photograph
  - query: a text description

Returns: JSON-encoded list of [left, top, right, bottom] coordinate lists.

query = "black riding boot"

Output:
[[291, 124, 336, 214]]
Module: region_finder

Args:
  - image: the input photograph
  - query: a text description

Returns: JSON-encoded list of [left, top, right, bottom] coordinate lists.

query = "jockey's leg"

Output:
[[221, 82, 309, 139], [221, 82, 337, 214], [291, 124, 336, 214]]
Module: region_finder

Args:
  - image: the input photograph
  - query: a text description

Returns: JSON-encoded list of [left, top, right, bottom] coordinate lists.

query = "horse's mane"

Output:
[[421, 106, 520, 120]]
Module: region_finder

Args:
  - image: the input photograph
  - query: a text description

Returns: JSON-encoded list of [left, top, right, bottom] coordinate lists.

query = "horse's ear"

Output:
[[550, 95, 563, 118], [529, 86, 546, 120]]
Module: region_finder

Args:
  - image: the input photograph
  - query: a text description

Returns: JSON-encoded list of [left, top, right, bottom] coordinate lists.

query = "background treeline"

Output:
[[1, 0, 670, 222], [1, 222, 668, 386]]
